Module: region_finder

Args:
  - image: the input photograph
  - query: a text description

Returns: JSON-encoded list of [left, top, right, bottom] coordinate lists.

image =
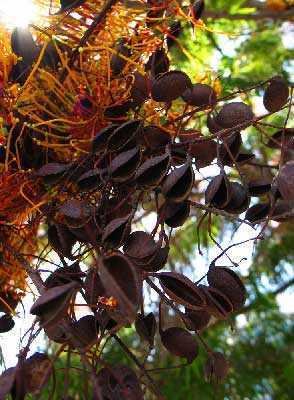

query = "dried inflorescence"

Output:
[[0, 0, 293, 398]]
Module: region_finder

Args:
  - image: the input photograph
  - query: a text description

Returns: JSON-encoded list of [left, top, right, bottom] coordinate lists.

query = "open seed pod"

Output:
[[182, 83, 217, 107], [266, 128, 294, 150], [207, 267, 246, 311], [162, 160, 195, 202], [48, 223, 77, 260], [219, 132, 242, 165], [224, 182, 249, 214], [107, 120, 143, 151], [248, 179, 272, 196], [158, 272, 206, 310], [30, 281, 79, 328], [263, 76, 289, 112], [44, 263, 84, 289], [0, 314, 15, 333], [160, 327, 199, 363], [146, 47, 170, 77], [36, 162, 71, 185], [135, 151, 170, 187], [276, 161, 294, 201], [204, 351, 230, 384], [205, 173, 232, 209], [245, 202, 270, 223], [151, 71, 192, 102], [23, 353, 52, 395], [135, 312, 156, 347], [130, 71, 150, 106], [142, 125, 172, 150], [77, 169, 101, 192], [200, 285, 233, 320], [110, 147, 141, 182], [69, 315, 99, 349], [110, 38, 131, 76], [189, 139, 217, 169], [102, 214, 131, 248], [159, 200, 191, 228], [99, 253, 141, 324], [184, 309, 211, 331], [84, 269, 106, 310], [44, 323, 69, 344], [92, 124, 118, 154], [216, 102, 254, 129]]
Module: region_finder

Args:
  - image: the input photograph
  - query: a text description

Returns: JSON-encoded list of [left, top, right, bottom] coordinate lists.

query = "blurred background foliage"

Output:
[[3, 0, 294, 399]]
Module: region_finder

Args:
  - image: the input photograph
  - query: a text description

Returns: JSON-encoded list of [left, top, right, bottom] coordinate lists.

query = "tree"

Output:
[[0, 0, 293, 399]]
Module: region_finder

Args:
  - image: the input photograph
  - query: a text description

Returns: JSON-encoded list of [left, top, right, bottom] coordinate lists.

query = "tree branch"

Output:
[[203, 8, 294, 21]]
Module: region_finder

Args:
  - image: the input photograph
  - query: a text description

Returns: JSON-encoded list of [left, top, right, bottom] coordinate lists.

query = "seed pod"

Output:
[[24, 353, 52, 394], [59, 199, 92, 222], [0, 314, 15, 333], [36, 162, 71, 185], [92, 124, 118, 153], [263, 76, 289, 112], [166, 20, 182, 49], [77, 168, 101, 192], [277, 161, 294, 200], [159, 200, 190, 228], [110, 147, 141, 182], [69, 315, 99, 349], [207, 112, 222, 134], [135, 312, 156, 347], [151, 71, 192, 102], [191, 0, 205, 20], [160, 327, 199, 363], [130, 72, 150, 106], [219, 132, 242, 165], [204, 352, 230, 384], [48, 223, 77, 260], [162, 161, 194, 202], [44, 324, 68, 344], [224, 182, 249, 214], [207, 267, 246, 311], [124, 231, 158, 259], [102, 214, 131, 248], [266, 128, 294, 150], [205, 173, 232, 209], [135, 152, 170, 187], [110, 39, 131, 76], [200, 285, 233, 319], [271, 200, 294, 222], [142, 125, 172, 149], [230, 152, 255, 166], [158, 272, 206, 309], [0, 368, 17, 400], [107, 120, 143, 151], [245, 203, 270, 223], [146, 48, 170, 77], [216, 102, 254, 129], [84, 269, 106, 310], [104, 101, 133, 119], [189, 140, 217, 169], [185, 309, 211, 331], [182, 83, 217, 107], [44, 263, 84, 289], [248, 179, 272, 196], [11, 27, 38, 65]]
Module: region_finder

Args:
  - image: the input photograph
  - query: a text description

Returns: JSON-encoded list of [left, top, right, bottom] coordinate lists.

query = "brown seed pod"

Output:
[[11, 27, 38, 65], [200, 285, 233, 320], [99, 253, 141, 323], [135, 151, 170, 187], [151, 71, 192, 102], [219, 132, 242, 165], [207, 112, 222, 134], [110, 147, 141, 182], [92, 124, 118, 154], [124, 231, 157, 259], [135, 312, 157, 347], [185, 309, 211, 331], [130, 71, 150, 106], [266, 128, 294, 150], [0, 367, 16, 399], [102, 214, 131, 248], [44, 324, 68, 344], [146, 47, 170, 77], [224, 182, 249, 215], [162, 160, 194, 202], [142, 125, 172, 149], [248, 179, 272, 196], [205, 173, 232, 209], [159, 200, 191, 228], [48, 223, 77, 260], [245, 203, 270, 223], [0, 314, 15, 333], [182, 83, 217, 107], [271, 200, 294, 222], [44, 263, 84, 289], [107, 119, 143, 151], [110, 38, 131, 76], [189, 140, 217, 169], [207, 267, 246, 311], [230, 152, 255, 166], [30, 281, 79, 328], [204, 351, 230, 384], [77, 169, 101, 192], [166, 20, 182, 49], [160, 327, 199, 363], [216, 102, 254, 129], [191, 0, 205, 20], [24, 353, 52, 394], [58, 199, 92, 224], [69, 315, 99, 349], [36, 162, 71, 185], [263, 76, 289, 112], [277, 161, 294, 200], [84, 269, 106, 310], [158, 272, 206, 309]]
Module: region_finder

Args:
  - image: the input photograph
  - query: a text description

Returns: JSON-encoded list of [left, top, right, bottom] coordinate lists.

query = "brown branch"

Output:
[[203, 8, 294, 21]]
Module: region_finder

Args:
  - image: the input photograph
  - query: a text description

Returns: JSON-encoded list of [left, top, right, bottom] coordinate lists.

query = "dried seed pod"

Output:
[[182, 83, 217, 107], [151, 71, 192, 102], [230, 152, 255, 166], [44, 324, 68, 344], [146, 48, 170, 77], [207, 112, 222, 134], [271, 200, 294, 222], [166, 20, 182, 49], [102, 214, 131, 248], [48, 223, 77, 260], [110, 147, 141, 182], [200, 285, 233, 319], [205, 173, 232, 209], [104, 101, 133, 119], [69, 315, 99, 349], [110, 38, 131, 76], [159, 200, 190, 228], [99, 253, 141, 323], [248, 179, 272, 196], [59, 199, 92, 222], [0, 368, 16, 400], [30, 281, 79, 328], [142, 125, 172, 149], [36, 162, 71, 185], [130, 72, 150, 106], [277, 161, 294, 200], [24, 353, 52, 394], [266, 128, 294, 149], [11, 27, 38, 65], [77, 169, 101, 192], [0, 314, 15, 333], [189, 140, 217, 169], [263, 76, 289, 112], [207, 267, 246, 311], [135, 151, 170, 187], [162, 161, 195, 202], [204, 351, 230, 384], [135, 312, 156, 347], [216, 102, 254, 129], [92, 124, 119, 154], [107, 119, 143, 151], [158, 272, 206, 309], [219, 132, 242, 165], [245, 203, 270, 223], [160, 327, 198, 363], [84, 269, 106, 310], [185, 309, 211, 331], [224, 182, 249, 214], [44, 263, 84, 289], [124, 231, 158, 259], [191, 0, 205, 20]]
